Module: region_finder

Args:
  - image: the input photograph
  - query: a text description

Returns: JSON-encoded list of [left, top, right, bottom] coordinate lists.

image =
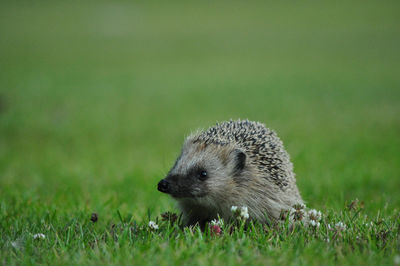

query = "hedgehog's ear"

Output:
[[233, 149, 246, 173]]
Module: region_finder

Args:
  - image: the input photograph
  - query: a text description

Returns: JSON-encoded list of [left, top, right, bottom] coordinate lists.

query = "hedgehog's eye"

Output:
[[198, 170, 208, 181]]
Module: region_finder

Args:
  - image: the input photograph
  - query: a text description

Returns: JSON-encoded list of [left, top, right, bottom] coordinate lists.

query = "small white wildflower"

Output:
[[327, 224, 332, 230], [291, 207, 306, 221], [148, 221, 159, 230], [33, 233, 46, 240], [309, 220, 320, 228], [210, 218, 224, 226], [394, 255, 400, 265], [303, 209, 322, 227], [335, 222, 347, 231], [307, 209, 322, 222], [231, 206, 249, 220], [240, 206, 249, 220]]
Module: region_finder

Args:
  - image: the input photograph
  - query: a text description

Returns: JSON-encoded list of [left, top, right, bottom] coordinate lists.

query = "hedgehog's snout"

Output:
[[157, 179, 170, 193]]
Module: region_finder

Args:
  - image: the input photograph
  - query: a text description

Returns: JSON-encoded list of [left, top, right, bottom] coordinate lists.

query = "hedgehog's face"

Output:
[[157, 140, 246, 199]]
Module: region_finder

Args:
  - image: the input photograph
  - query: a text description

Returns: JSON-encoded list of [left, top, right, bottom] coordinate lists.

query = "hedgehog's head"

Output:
[[157, 137, 247, 200]]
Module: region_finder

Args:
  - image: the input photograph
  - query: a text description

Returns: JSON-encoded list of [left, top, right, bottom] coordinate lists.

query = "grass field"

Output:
[[1, 1, 400, 265]]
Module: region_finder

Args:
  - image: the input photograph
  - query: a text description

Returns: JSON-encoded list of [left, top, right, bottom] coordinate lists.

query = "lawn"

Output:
[[0, 1, 399, 265]]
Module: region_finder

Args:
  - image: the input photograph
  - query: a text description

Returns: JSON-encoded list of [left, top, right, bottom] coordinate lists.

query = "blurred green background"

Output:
[[0, 0, 399, 220]]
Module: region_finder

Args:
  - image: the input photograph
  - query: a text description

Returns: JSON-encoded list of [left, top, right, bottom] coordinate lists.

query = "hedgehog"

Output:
[[157, 120, 303, 227]]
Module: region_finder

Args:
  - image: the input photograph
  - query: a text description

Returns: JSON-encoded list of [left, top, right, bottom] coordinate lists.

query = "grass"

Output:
[[0, 0, 399, 265]]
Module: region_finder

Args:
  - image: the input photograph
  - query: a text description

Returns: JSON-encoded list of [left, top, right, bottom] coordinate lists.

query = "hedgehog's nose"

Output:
[[158, 179, 170, 193]]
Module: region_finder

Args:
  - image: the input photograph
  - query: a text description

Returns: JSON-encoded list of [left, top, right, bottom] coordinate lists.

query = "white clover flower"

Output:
[[335, 222, 347, 231], [290, 207, 306, 221], [33, 233, 46, 240], [231, 206, 249, 220], [303, 209, 322, 227], [307, 209, 322, 222], [293, 203, 306, 210], [309, 220, 320, 228], [240, 206, 249, 220], [148, 221, 159, 230]]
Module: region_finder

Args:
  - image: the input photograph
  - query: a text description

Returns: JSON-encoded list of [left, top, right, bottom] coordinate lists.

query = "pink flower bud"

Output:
[[210, 225, 222, 236]]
